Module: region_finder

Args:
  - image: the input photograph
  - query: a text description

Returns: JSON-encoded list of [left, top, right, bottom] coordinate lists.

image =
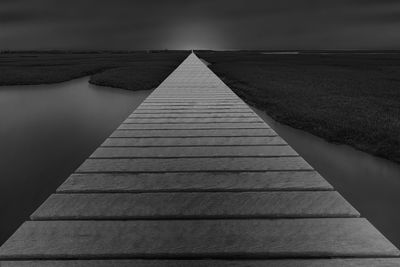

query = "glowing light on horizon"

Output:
[[164, 21, 229, 50]]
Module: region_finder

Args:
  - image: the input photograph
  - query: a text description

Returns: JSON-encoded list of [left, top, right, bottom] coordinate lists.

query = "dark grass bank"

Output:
[[0, 51, 189, 90], [196, 51, 400, 163]]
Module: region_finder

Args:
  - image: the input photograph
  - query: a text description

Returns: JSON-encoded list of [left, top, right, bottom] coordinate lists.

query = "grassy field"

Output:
[[196, 51, 400, 163], [0, 51, 189, 90]]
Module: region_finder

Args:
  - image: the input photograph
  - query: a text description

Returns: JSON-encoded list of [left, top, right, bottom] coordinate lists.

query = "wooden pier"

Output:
[[0, 53, 399, 266]]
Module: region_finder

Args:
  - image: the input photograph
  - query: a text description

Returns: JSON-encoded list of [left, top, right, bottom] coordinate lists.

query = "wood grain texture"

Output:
[[101, 136, 286, 147], [58, 171, 332, 192], [76, 157, 313, 172], [3, 259, 400, 267], [146, 97, 238, 100], [129, 113, 257, 118], [137, 105, 248, 109], [91, 146, 297, 158], [118, 123, 268, 130], [0, 219, 398, 259], [111, 128, 277, 137], [142, 100, 243, 104], [123, 117, 263, 123], [136, 106, 249, 110], [132, 109, 253, 114], [31, 191, 359, 220]]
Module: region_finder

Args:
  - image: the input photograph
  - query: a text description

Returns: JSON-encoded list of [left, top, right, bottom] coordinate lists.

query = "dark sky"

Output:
[[1, 0, 400, 50]]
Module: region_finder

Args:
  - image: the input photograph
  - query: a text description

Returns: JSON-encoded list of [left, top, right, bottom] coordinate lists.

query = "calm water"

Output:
[[0, 78, 151, 244], [253, 107, 400, 248]]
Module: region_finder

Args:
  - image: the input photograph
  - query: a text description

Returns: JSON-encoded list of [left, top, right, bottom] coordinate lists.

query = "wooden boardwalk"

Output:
[[0, 53, 399, 266]]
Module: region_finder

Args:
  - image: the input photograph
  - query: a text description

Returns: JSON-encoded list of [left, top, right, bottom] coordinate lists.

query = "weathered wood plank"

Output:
[[31, 191, 359, 220], [143, 99, 241, 102], [147, 96, 237, 99], [145, 99, 240, 102], [111, 129, 278, 137], [129, 113, 257, 118], [0, 219, 398, 259], [58, 171, 332, 192], [101, 136, 286, 147], [132, 109, 252, 114], [77, 157, 312, 172], [147, 94, 237, 96], [2, 259, 400, 267], [151, 93, 234, 96], [143, 100, 241, 103], [91, 146, 297, 158], [136, 105, 249, 110], [123, 117, 263, 124], [141, 99, 244, 104], [147, 94, 236, 97], [157, 89, 228, 91], [139, 104, 248, 108], [118, 123, 268, 130], [142, 101, 243, 104]]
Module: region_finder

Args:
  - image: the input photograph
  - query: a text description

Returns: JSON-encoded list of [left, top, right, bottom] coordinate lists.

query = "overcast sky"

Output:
[[1, 0, 400, 50]]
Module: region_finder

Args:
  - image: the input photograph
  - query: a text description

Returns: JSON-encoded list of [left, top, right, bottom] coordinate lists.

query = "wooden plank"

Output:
[[142, 101, 244, 104], [142, 95, 237, 97], [143, 100, 241, 103], [2, 259, 400, 267], [143, 99, 241, 102], [152, 87, 229, 90], [150, 92, 233, 94], [123, 117, 263, 123], [147, 92, 233, 95], [147, 94, 237, 96], [76, 157, 313, 173], [58, 171, 332, 192], [150, 91, 233, 93], [118, 123, 268, 130], [91, 146, 297, 158], [136, 106, 250, 110], [139, 103, 248, 107], [136, 106, 249, 110], [31, 192, 359, 220], [0, 219, 398, 259], [146, 98, 239, 101], [132, 109, 252, 114], [128, 113, 257, 118], [101, 136, 286, 147], [111, 129, 278, 137], [142, 101, 243, 105], [147, 96, 237, 99]]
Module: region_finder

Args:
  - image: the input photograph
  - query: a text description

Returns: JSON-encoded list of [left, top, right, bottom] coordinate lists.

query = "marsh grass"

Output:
[[89, 61, 181, 90], [197, 51, 400, 163], [0, 51, 188, 89]]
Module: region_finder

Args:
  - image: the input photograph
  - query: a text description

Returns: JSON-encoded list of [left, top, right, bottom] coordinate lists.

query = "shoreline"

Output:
[[0, 51, 189, 90], [197, 51, 400, 164], [2, 51, 399, 164], [221, 75, 400, 164]]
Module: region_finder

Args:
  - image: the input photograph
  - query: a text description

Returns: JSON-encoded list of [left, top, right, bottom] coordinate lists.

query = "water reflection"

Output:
[[0, 78, 151, 244]]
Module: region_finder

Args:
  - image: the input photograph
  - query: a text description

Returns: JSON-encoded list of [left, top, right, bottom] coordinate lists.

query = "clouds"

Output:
[[1, 0, 400, 50]]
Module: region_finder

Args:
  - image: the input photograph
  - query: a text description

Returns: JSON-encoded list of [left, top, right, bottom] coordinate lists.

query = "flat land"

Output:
[[2, 50, 399, 163], [196, 51, 400, 163], [0, 51, 189, 90]]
